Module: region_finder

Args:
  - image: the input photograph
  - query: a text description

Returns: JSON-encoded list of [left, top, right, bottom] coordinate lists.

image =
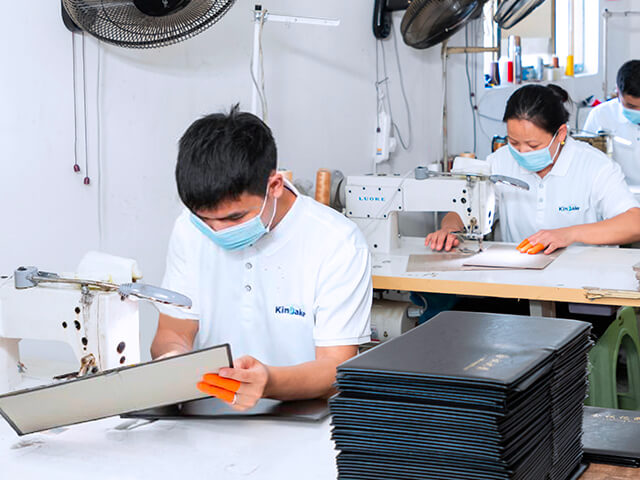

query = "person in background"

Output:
[[584, 60, 640, 186], [426, 84, 640, 254], [151, 105, 372, 410]]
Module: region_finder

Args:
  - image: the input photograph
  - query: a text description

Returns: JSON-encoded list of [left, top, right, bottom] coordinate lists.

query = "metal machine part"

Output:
[[344, 159, 528, 253], [14, 266, 191, 308], [571, 132, 612, 157], [0, 253, 192, 394], [370, 299, 421, 344]]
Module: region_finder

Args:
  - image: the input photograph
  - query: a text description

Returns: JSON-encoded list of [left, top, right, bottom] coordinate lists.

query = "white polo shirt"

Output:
[[584, 99, 640, 185], [157, 185, 372, 367], [487, 137, 640, 243]]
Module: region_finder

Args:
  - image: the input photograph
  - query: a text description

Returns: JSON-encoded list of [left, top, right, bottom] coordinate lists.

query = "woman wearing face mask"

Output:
[[426, 84, 640, 254]]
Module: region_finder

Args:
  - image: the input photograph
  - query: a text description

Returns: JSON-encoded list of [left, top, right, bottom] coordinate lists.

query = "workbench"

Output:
[[0, 412, 636, 479], [372, 239, 640, 309]]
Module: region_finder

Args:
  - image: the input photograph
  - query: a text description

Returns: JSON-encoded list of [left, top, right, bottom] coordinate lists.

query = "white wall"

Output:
[[1, 0, 638, 362]]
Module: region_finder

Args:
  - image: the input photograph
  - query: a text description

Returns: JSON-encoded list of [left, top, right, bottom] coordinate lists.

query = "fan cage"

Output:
[[62, 0, 236, 49]]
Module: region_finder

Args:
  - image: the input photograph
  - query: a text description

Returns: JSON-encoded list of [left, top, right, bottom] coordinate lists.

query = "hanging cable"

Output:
[[96, 40, 103, 248], [72, 32, 80, 174], [82, 33, 90, 185], [464, 24, 477, 153], [390, 19, 412, 150]]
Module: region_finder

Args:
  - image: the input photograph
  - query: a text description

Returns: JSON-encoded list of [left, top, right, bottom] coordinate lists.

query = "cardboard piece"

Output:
[[0, 344, 232, 435]]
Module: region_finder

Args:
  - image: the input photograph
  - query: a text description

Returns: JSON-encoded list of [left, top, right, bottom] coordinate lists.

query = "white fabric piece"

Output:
[[76, 251, 143, 284], [157, 183, 372, 367], [584, 99, 640, 186], [487, 137, 640, 243]]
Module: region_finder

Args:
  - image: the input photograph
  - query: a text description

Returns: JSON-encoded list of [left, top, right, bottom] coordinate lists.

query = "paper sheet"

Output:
[[407, 245, 561, 272], [462, 244, 561, 270], [406, 252, 500, 272], [0, 344, 231, 435]]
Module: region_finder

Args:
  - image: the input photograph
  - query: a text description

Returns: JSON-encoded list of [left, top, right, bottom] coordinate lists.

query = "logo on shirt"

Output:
[[558, 205, 580, 212], [275, 305, 306, 318]]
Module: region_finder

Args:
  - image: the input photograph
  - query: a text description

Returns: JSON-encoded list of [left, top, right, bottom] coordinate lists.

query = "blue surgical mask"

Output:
[[621, 105, 640, 125], [508, 131, 560, 172], [190, 191, 278, 251]]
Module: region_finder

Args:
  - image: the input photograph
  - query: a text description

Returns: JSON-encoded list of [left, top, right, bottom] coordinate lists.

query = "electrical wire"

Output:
[[72, 32, 80, 174], [464, 24, 477, 153], [82, 32, 90, 184], [390, 20, 412, 150], [96, 40, 103, 249], [375, 24, 412, 153]]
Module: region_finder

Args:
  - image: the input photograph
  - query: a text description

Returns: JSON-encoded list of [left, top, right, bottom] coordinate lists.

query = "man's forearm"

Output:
[[151, 314, 198, 359], [150, 339, 191, 359], [264, 357, 342, 401]]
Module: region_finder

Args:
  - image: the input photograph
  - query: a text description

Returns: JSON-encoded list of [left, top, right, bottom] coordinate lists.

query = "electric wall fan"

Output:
[[61, 0, 236, 48], [373, 0, 487, 49], [494, 0, 547, 29]]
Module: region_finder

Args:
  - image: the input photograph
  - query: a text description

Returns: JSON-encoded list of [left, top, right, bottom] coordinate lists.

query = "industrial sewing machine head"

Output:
[[345, 157, 529, 253], [0, 252, 191, 394]]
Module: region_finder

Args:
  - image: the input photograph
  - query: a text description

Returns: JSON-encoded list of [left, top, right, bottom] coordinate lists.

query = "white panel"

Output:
[[0, 344, 231, 435]]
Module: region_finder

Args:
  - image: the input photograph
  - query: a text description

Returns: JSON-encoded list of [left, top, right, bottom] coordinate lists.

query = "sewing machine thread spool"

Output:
[[315, 169, 331, 206]]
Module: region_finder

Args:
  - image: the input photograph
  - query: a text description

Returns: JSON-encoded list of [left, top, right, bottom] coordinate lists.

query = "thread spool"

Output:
[[315, 169, 331, 206], [279, 169, 293, 182]]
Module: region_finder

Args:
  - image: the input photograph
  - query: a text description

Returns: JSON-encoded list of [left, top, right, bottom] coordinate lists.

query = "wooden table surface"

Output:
[[371, 239, 640, 307], [583, 463, 640, 479]]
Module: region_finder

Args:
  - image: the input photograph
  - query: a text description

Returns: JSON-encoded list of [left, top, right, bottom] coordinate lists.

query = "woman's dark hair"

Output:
[[176, 104, 277, 212], [502, 84, 571, 134], [617, 60, 640, 97]]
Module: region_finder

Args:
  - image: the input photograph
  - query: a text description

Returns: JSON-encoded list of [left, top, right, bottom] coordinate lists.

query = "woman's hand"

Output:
[[425, 228, 460, 252], [522, 227, 576, 254]]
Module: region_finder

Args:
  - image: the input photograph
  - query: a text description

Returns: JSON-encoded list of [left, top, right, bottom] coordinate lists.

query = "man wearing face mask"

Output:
[[584, 60, 640, 186], [426, 84, 640, 254], [151, 105, 372, 410]]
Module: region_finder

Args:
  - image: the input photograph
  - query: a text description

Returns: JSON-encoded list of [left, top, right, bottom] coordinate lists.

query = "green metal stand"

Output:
[[586, 307, 640, 410]]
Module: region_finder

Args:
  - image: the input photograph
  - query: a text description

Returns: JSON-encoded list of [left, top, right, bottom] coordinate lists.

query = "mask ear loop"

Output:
[[259, 174, 280, 232], [550, 129, 563, 164]]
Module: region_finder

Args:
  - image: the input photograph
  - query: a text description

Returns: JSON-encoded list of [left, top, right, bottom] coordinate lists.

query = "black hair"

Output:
[[176, 104, 277, 212], [502, 84, 571, 135], [617, 60, 640, 97]]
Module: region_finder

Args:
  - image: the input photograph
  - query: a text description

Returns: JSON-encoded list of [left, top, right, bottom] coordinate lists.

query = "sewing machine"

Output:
[[345, 158, 529, 253], [0, 252, 191, 394]]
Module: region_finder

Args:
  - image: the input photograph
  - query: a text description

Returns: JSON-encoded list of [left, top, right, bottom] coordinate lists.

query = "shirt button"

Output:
[[539, 184, 544, 189], [245, 285, 252, 292], [245, 262, 252, 269], [538, 198, 543, 203]]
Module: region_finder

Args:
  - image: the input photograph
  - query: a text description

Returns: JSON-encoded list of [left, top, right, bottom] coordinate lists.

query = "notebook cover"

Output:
[[338, 311, 590, 388], [0, 344, 232, 435]]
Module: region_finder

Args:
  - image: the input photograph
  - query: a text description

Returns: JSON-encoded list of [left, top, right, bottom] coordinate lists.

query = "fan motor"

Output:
[[132, 0, 191, 17]]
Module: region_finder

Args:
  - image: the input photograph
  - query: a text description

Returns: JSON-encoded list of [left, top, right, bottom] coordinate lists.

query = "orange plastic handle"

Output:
[[201, 373, 241, 393], [527, 243, 545, 255], [196, 382, 236, 404]]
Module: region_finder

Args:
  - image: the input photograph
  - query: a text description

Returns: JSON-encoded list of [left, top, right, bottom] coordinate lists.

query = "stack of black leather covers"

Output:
[[330, 311, 591, 480], [583, 406, 640, 467]]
